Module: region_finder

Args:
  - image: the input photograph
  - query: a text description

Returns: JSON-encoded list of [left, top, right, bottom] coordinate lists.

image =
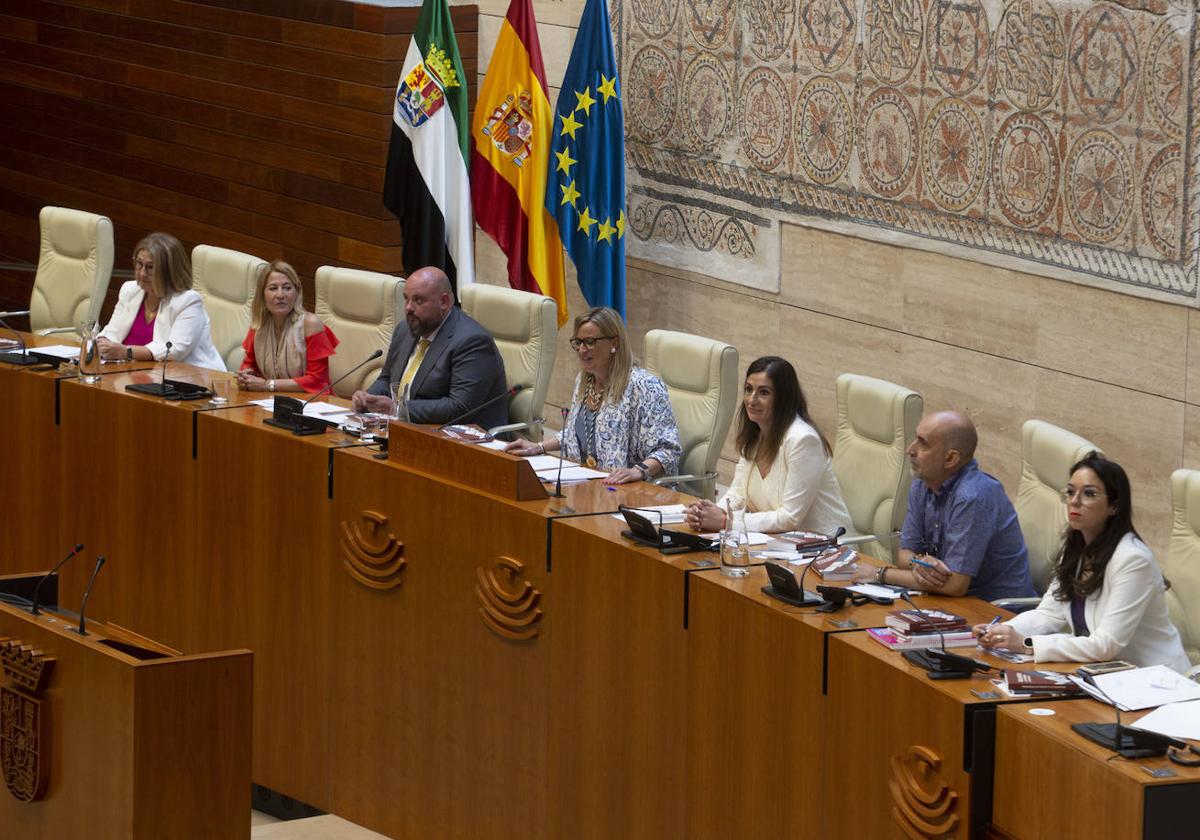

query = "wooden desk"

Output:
[[824, 627, 1080, 840], [686, 565, 1005, 840], [546, 510, 708, 840], [325, 444, 675, 839], [0, 598, 251, 838], [54, 365, 253, 645], [993, 699, 1200, 840], [194, 403, 364, 810]]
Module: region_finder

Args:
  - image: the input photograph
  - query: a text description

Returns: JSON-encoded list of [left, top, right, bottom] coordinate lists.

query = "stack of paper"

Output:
[[249, 399, 353, 418]]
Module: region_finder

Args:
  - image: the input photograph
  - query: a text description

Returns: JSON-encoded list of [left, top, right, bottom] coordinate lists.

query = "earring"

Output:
[[610, 348, 616, 354]]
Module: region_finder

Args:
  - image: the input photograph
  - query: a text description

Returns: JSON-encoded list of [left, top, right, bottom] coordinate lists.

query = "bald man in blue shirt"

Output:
[[865, 411, 1036, 600]]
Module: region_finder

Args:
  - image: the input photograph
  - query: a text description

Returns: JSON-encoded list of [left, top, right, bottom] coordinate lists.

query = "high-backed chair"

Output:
[[644, 330, 739, 499], [192, 245, 266, 371], [314, 266, 404, 398], [29, 206, 114, 338], [831, 373, 923, 562], [1002, 421, 1103, 609], [1167, 470, 1200, 669], [460, 284, 557, 439]]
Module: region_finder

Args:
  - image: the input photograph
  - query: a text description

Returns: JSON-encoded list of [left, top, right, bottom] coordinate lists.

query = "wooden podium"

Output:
[[0, 575, 252, 838], [388, 422, 548, 500]]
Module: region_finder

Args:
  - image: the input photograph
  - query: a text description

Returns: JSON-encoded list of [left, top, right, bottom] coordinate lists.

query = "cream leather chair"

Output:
[[831, 373, 923, 562], [644, 330, 739, 499], [29, 206, 114, 338], [192, 245, 267, 371], [314, 266, 404, 397], [1005, 421, 1102, 607], [1166, 470, 1200, 669], [460, 284, 557, 439]]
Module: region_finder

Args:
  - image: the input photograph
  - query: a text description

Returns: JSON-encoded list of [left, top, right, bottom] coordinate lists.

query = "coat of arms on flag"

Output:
[[396, 46, 460, 129], [481, 91, 534, 167]]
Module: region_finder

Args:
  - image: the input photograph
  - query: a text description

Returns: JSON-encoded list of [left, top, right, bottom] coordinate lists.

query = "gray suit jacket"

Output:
[[369, 306, 509, 429]]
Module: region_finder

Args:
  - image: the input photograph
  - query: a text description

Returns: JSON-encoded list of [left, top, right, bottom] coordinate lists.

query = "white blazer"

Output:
[[719, 417, 851, 535], [99, 280, 226, 371], [1007, 533, 1191, 672]]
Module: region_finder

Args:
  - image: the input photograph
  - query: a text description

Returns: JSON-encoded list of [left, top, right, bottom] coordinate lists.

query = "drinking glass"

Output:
[[77, 319, 102, 383]]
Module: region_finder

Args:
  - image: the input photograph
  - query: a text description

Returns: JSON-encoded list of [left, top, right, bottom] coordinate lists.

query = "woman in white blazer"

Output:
[[685, 356, 850, 535], [976, 454, 1190, 672], [97, 232, 225, 371]]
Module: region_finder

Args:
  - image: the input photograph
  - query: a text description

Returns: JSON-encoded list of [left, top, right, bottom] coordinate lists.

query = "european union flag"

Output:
[[544, 0, 625, 317]]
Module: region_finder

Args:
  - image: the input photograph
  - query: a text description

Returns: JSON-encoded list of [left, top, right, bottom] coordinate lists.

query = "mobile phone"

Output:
[[1076, 660, 1135, 677]]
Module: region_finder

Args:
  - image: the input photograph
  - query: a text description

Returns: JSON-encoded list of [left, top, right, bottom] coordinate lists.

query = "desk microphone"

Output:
[[161, 340, 172, 385], [0, 309, 35, 366], [549, 405, 569, 499], [267, 349, 383, 435], [74, 554, 106, 636], [304, 348, 383, 409], [795, 526, 845, 604], [30, 543, 84, 615], [439, 383, 525, 430], [896, 588, 989, 677]]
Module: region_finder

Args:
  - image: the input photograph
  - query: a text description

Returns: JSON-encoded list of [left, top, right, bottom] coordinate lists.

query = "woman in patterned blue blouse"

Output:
[[507, 306, 681, 484]]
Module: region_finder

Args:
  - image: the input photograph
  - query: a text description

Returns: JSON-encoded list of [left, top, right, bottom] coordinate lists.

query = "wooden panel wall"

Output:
[[0, 0, 478, 312]]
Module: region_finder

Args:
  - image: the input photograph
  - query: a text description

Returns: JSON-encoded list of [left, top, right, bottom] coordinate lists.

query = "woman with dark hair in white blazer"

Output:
[[685, 356, 850, 534], [97, 232, 225, 371], [976, 454, 1190, 672]]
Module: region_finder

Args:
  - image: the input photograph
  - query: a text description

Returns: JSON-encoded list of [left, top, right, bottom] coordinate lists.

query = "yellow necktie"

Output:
[[398, 338, 429, 393]]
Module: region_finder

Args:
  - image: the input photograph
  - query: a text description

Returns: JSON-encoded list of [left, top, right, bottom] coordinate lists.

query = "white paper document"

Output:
[[845, 583, 901, 600], [28, 344, 79, 359], [1130, 698, 1200, 741], [1090, 665, 1200, 711], [699, 531, 772, 545], [536, 465, 608, 483], [249, 398, 352, 418], [608, 504, 688, 524]]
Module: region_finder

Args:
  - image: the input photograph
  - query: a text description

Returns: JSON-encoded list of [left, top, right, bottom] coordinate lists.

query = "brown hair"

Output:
[[132, 232, 192, 298]]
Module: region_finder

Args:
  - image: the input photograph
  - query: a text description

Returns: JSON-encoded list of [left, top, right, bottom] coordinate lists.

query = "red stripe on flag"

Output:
[[505, 0, 548, 94], [471, 148, 541, 295]]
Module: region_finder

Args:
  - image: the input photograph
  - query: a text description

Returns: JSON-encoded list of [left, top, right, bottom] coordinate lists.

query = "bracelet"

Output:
[[876, 566, 888, 585], [537, 443, 546, 455], [268, 379, 275, 392]]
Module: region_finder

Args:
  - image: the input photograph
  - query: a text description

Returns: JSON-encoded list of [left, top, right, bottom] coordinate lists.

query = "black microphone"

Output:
[[31, 543, 84, 616], [0, 309, 35, 366], [304, 348, 383, 409], [74, 555, 106, 636], [161, 340, 172, 385], [795, 526, 846, 605], [439, 383, 525, 430], [550, 405, 570, 498], [267, 349, 383, 436], [896, 587, 989, 676]]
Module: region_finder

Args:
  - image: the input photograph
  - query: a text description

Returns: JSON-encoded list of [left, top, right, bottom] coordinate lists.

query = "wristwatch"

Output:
[[125, 346, 134, 362], [1023, 636, 1034, 653], [634, 461, 651, 480], [268, 379, 276, 392]]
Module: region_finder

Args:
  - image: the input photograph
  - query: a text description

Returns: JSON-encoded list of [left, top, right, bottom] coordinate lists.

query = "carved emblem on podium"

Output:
[[0, 638, 55, 803], [888, 745, 959, 838], [475, 556, 542, 640], [340, 510, 406, 589]]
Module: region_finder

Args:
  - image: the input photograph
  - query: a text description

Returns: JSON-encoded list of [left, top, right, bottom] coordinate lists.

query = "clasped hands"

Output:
[[95, 337, 127, 360], [351, 391, 393, 414], [684, 499, 727, 531]]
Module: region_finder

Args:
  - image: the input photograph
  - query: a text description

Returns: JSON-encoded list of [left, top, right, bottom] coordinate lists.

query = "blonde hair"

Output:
[[132, 232, 192, 298], [251, 260, 306, 328], [573, 306, 632, 404]]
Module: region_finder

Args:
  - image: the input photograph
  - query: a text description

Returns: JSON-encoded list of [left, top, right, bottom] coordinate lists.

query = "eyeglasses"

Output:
[[569, 336, 615, 351], [1061, 486, 1105, 504], [133, 258, 154, 274]]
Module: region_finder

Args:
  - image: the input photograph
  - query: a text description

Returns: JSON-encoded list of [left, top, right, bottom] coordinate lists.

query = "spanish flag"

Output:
[[470, 0, 567, 326]]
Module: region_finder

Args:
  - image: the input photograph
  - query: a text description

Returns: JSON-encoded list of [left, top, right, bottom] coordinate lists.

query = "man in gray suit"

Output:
[[351, 267, 509, 429]]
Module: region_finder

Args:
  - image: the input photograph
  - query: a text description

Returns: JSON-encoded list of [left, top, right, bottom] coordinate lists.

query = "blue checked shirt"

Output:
[[900, 460, 1036, 600]]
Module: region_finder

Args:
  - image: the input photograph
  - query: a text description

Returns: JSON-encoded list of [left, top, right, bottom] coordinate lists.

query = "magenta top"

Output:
[[124, 307, 155, 348]]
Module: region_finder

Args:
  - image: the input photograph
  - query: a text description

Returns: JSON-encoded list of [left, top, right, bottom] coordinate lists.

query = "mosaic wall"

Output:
[[615, 0, 1199, 303]]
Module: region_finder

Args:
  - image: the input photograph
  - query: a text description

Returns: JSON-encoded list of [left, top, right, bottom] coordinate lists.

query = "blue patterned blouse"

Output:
[[555, 367, 681, 474]]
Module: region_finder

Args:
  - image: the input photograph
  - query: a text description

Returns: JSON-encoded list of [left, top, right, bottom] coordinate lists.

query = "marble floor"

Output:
[[251, 811, 390, 839]]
